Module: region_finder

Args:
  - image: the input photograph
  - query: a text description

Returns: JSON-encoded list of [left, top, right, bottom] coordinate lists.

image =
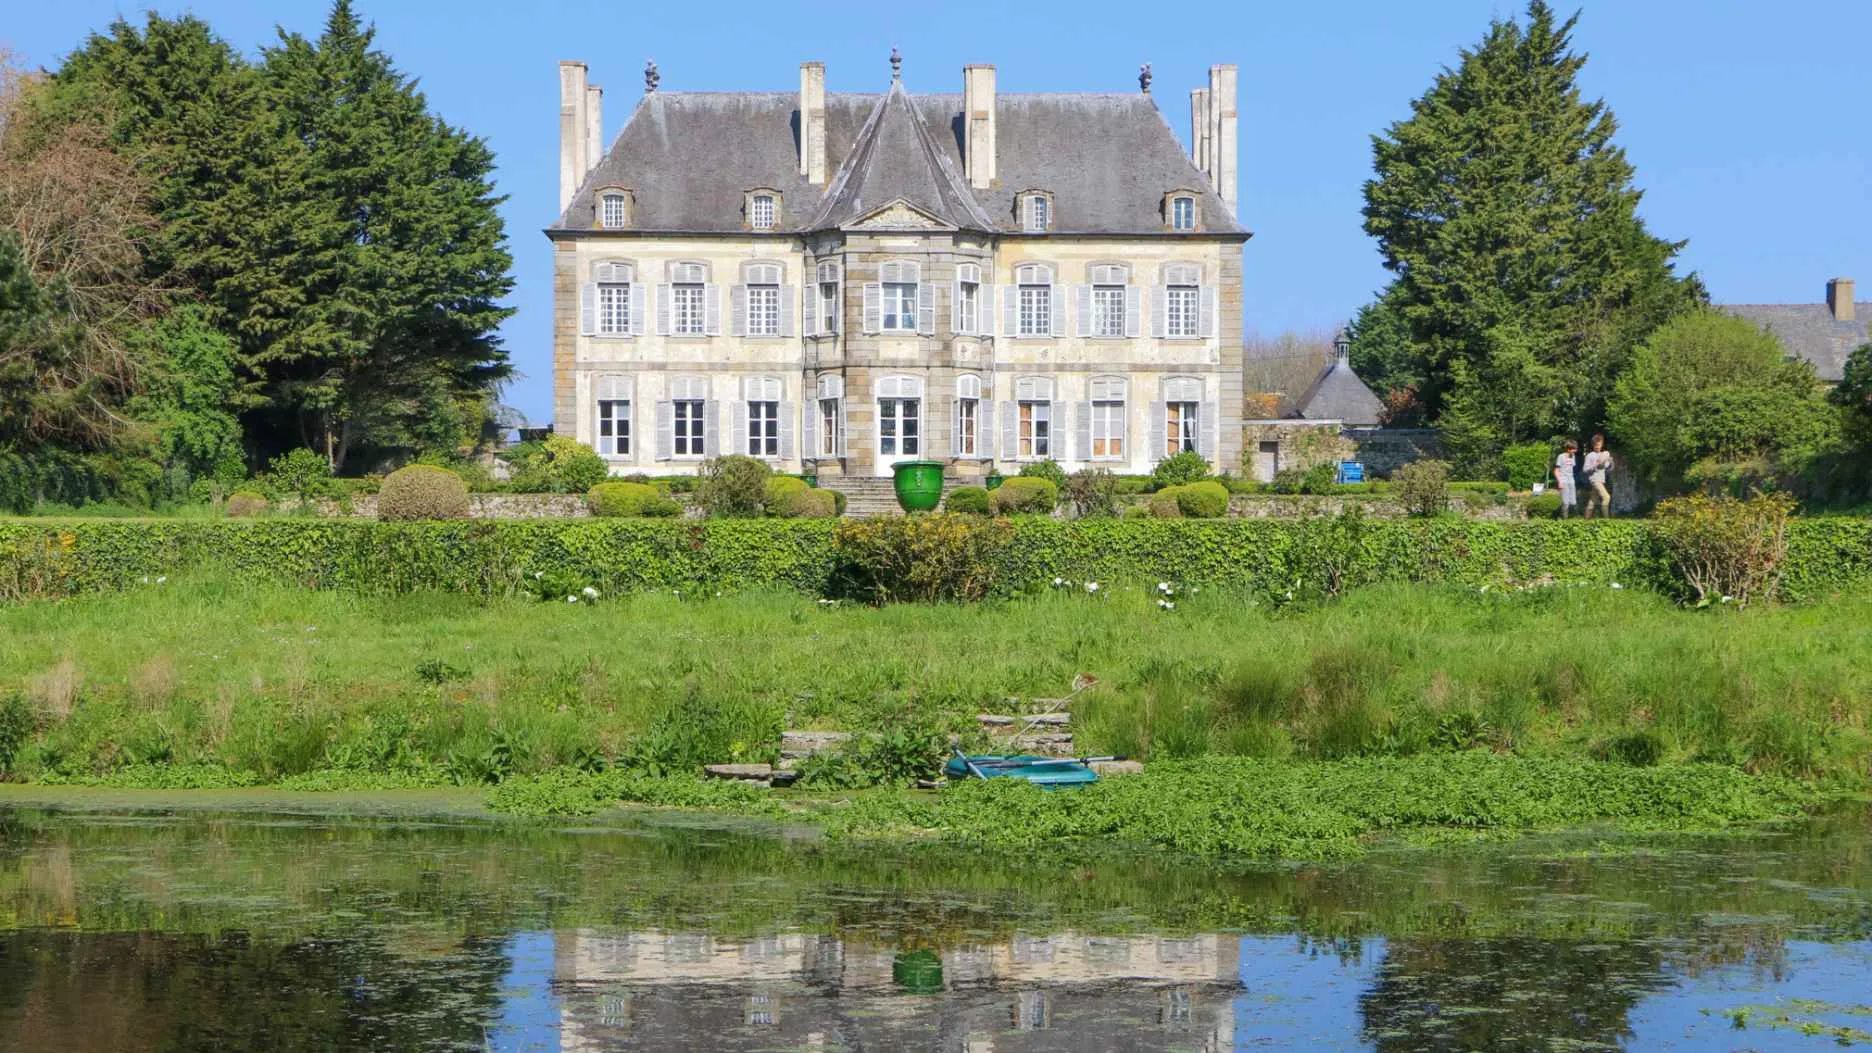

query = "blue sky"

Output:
[[9, 0, 1869, 425]]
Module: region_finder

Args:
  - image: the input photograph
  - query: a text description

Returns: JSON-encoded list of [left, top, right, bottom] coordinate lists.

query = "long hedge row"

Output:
[[3, 516, 1871, 602]]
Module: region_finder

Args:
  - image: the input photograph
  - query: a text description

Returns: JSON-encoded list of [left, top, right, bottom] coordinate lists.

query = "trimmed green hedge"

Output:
[[4, 516, 1871, 603]]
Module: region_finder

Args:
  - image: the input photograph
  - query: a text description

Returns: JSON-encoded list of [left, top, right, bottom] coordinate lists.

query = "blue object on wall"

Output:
[[1337, 461, 1365, 484]]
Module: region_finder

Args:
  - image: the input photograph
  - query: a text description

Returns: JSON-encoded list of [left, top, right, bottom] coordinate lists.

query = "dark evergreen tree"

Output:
[[1361, 2, 1701, 460]]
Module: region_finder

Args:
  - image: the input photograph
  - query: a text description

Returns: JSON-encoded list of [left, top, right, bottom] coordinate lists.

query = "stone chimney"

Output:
[[1829, 277, 1856, 322], [799, 62, 827, 185], [1190, 88, 1210, 174], [963, 64, 997, 189], [1206, 64, 1238, 216], [584, 83, 604, 175], [559, 60, 590, 213]]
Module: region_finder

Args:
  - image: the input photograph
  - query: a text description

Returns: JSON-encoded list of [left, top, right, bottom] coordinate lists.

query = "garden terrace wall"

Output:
[[9, 518, 1870, 603]]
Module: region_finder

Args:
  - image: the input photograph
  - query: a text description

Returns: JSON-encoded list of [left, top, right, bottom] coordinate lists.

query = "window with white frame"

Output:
[[670, 376, 707, 457], [816, 261, 840, 335], [1164, 376, 1202, 455], [1016, 376, 1053, 459], [880, 260, 919, 332], [745, 376, 780, 457], [955, 263, 981, 335], [1091, 264, 1127, 338], [596, 375, 631, 457], [955, 373, 982, 457], [595, 261, 632, 336], [1022, 193, 1050, 233], [600, 193, 628, 230], [750, 193, 776, 230], [672, 262, 708, 336], [877, 375, 921, 459], [1171, 196, 1195, 231], [1016, 263, 1052, 337], [1090, 375, 1126, 459], [745, 262, 781, 337], [815, 374, 843, 457], [1165, 264, 1201, 338]]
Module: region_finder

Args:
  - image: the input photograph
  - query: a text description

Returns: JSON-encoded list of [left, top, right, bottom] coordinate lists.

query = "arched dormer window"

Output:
[[597, 188, 633, 229], [744, 188, 782, 231], [1019, 190, 1054, 233], [1163, 190, 1201, 232]]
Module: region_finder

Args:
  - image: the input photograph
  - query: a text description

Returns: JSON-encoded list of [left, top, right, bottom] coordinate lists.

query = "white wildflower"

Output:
[[566, 595, 579, 603], [1156, 581, 1171, 593], [581, 586, 599, 599], [1720, 595, 1734, 604], [1053, 577, 1066, 587], [1084, 581, 1100, 593], [155, 575, 167, 584], [534, 571, 545, 580], [139, 576, 150, 585], [1610, 582, 1623, 590]]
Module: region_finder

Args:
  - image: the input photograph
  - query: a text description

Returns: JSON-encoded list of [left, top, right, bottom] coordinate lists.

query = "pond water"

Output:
[[0, 799, 1869, 1052]]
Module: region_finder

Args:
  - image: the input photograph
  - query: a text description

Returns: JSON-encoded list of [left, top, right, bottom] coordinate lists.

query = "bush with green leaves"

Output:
[[1017, 459, 1068, 489], [1653, 491, 1796, 607], [376, 465, 470, 520], [505, 437, 609, 494], [1271, 468, 1304, 495], [988, 477, 1058, 515], [1392, 460, 1451, 518], [1300, 462, 1338, 495], [1064, 468, 1120, 518], [1160, 481, 1229, 518], [695, 455, 773, 518], [1503, 442, 1553, 491], [834, 513, 1015, 603], [1524, 492, 1563, 519], [1147, 490, 1183, 518], [264, 448, 332, 502], [763, 475, 809, 512], [783, 488, 838, 518], [0, 694, 35, 776], [1152, 450, 1212, 490], [587, 482, 680, 518], [224, 491, 269, 518], [944, 486, 992, 515]]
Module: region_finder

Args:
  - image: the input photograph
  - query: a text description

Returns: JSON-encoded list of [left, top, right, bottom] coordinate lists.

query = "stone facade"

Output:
[[548, 59, 1250, 480]]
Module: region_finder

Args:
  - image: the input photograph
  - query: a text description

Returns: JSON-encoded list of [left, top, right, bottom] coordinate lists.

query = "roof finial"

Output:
[[890, 47, 902, 81], [644, 59, 659, 94], [1139, 63, 1153, 95]]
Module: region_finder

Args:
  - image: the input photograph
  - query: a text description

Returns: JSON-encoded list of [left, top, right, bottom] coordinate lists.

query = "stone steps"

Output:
[[821, 476, 959, 517]]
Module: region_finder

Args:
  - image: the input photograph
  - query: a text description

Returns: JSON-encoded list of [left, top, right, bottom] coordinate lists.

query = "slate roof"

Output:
[[552, 83, 1244, 237], [1295, 354, 1385, 427], [1720, 303, 1868, 383]]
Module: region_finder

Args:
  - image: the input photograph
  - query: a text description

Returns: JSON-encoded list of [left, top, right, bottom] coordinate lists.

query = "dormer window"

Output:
[[597, 189, 632, 230], [751, 194, 776, 230], [1172, 196, 1195, 231], [1021, 192, 1052, 233]]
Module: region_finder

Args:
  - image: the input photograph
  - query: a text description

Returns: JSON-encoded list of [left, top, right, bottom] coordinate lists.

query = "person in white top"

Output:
[[1581, 433, 1613, 519], [1552, 438, 1579, 518]]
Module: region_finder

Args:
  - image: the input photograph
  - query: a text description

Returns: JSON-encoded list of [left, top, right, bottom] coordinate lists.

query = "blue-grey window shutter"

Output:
[[802, 398, 818, 459], [980, 284, 995, 338], [656, 400, 673, 460], [917, 281, 936, 335], [580, 283, 598, 336], [1199, 399, 1217, 459], [1074, 285, 1092, 337], [1075, 402, 1092, 462], [1125, 286, 1141, 338], [656, 283, 671, 336], [703, 399, 718, 455], [779, 399, 794, 459], [704, 284, 722, 336], [780, 285, 796, 337], [1151, 286, 1167, 339], [1150, 401, 1167, 461], [628, 283, 646, 337], [730, 284, 747, 337], [1000, 403, 1017, 460], [862, 283, 881, 334], [1001, 285, 1018, 337], [981, 399, 996, 459], [1200, 285, 1218, 338], [1049, 285, 1065, 337], [730, 400, 747, 456], [803, 283, 818, 337]]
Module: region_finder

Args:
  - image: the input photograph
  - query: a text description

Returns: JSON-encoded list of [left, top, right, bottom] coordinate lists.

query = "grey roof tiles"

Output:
[[1295, 356, 1385, 427], [1720, 303, 1868, 383]]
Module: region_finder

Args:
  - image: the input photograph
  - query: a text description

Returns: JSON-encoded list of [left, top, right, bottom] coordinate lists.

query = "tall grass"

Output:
[[2, 575, 1869, 784]]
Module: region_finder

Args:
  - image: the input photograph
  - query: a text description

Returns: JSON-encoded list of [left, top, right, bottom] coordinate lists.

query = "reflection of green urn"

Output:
[[892, 949, 944, 993], [891, 460, 945, 512]]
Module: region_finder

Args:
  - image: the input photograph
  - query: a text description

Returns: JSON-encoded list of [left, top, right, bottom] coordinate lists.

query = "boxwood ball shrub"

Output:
[[377, 465, 470, 520], [1152, 449, 1212, 490], [764, 476, 810, 515], [1017, 459, 1068, 490], [944, 486, 992, 515], [784, 487, 838, 518], [224, 491, 269, 518], [1172, 480, 1230, 518], [1524, 492, 1564, 519], [587, 481, 680, 518], [1148, 490, 1184, 518], [989, 477, 1057, 515]]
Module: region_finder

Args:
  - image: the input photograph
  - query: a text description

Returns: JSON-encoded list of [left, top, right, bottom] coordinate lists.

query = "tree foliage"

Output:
[[1359, 2, 1700, 459]]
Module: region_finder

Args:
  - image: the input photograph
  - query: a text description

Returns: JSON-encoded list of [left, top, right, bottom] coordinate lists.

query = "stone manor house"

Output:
[[549, 55, 1248, 478]]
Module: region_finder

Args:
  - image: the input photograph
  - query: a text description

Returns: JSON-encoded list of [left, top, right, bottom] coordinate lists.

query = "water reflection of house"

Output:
[[554, 929, 1239, 1051]]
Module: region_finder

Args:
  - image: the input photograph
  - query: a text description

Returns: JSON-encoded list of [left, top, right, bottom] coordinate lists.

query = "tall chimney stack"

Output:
[[963, 64, 997, 190], [1829, 277, 1857, 322], [1189, 88, 1210, 175], [1207, 65, 1238, 217], [584, 83, 604, 174], [559, 61, 590, 213], [799, 62, 827, 185]]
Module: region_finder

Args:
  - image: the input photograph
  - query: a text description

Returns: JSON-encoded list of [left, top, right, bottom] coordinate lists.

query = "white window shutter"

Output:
[[1000, 403, 1017, 460], [656, 400, 673, 460], [705, 284, 723, 336], [917, 281, 935, 335], [731, 284, 747, 337], [802, 399, 819, 459], [827, 286, 840, 334], [1072, 284, 1090, 337], [1075, 402, 1092, 462], [1200, 285, 1218, 338], [980, 284, 995, 337], [951, 278, 966, 335], [1125, 286, 1141, 338], [628, 283, 646, 336], [656, 283, 671, 336], [731, 400, 747, 456], [838, 400, 850, 456], [1001, 286, 1017, 338], [802, 284, 817, 337], [1151, 287, 1167, 338], [1199, 399, 1217, 458], [1151, 401, 1167, 461], [951, 399, 963, 456], [981, 399, 996, 458], [778, 400, 795, 460], [779, 285, 796, 337], [580, 283, 598, 336], [862, 283, 882, 334], [1049, 285, 1065, 337]]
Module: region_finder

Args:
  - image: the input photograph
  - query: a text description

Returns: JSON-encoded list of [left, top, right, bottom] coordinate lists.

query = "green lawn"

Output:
[[3, 575, 1870, 786]]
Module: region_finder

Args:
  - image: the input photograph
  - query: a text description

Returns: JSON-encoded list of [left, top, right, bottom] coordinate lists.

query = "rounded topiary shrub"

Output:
[[377, 464, 470, 520], [1173, 480, 1230, 518], [1017, 459, 1068, 489], [944, 486, 991, 515], [784, 487, 838, 518], [1151, 449, 1212, 489], [988, 477, 1057, 515], [764, 476, 810, 515], [1148, 488, 1185, 518], [225, 491, 270, 518], [1524, 492, 1563, 519], [588, 481, 680, 518], [826, 489, 848, 516]]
